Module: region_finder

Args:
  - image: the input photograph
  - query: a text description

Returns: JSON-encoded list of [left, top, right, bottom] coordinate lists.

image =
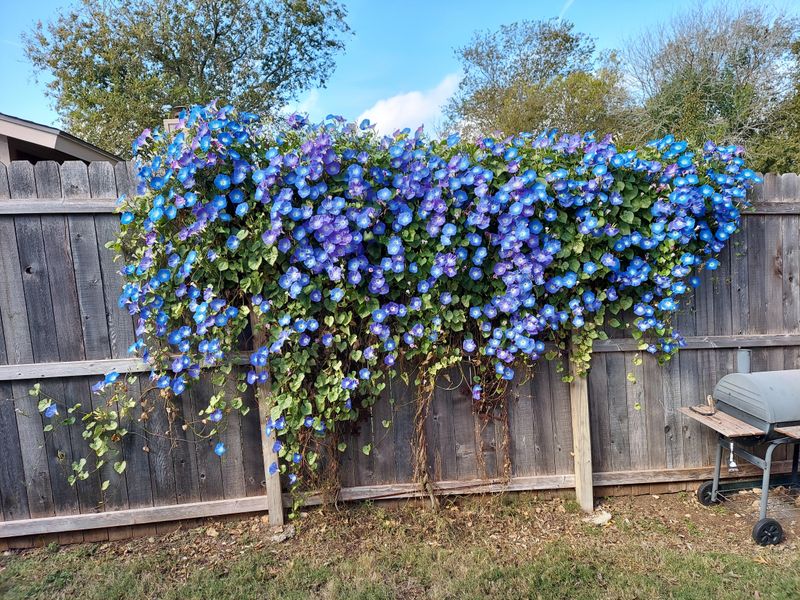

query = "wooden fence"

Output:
[[0, 161, 798, 545]]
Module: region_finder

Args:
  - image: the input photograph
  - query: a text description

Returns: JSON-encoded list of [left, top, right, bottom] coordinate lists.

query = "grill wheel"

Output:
[[696, 481, 721, 506], [752, 518, 783, 546]]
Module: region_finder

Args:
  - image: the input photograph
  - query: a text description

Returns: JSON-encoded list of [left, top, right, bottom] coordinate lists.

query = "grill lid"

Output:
[[713, 370, 800, 425]]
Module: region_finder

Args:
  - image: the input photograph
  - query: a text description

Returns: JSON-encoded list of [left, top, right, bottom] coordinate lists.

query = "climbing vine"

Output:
[[37, 102, 759, 502]]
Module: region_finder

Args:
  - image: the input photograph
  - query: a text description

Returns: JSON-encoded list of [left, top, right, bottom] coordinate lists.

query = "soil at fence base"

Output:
[[1, 491, 799, 600]]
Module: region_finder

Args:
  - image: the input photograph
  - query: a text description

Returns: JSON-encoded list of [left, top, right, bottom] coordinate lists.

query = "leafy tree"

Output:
[[444, 19, 630, 137], [624, 3, 799, 170], [23, 0, 350, 156], [752, 42, 800, 174]]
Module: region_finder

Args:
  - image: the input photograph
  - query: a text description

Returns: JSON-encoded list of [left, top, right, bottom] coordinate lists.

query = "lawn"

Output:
[[1, 492, 798, 600]]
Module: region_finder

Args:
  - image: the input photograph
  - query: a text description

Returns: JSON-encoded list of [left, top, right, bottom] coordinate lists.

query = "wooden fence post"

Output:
[[250, 313, 285, 526], [569, 344, 594, 513]]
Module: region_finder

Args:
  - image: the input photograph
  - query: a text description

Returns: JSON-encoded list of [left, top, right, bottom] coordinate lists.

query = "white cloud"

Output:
[[356, 73, 461, 135], [286, 89, 320, 115]]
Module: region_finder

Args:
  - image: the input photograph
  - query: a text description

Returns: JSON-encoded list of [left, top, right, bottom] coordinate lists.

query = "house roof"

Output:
[[0, 112, 121, 163]]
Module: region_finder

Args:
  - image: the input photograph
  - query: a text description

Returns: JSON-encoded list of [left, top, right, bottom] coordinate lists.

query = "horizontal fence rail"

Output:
[[0, 162, 799, 544]]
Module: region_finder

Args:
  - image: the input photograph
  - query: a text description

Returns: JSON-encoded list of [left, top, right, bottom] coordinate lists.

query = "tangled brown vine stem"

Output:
[[498, 396, 512, 483], [412, 359, 438, 509]]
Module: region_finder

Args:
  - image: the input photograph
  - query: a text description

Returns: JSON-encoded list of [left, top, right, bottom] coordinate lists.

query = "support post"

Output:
[[250, 313, 285, 526], [569, 348, 594, 513]]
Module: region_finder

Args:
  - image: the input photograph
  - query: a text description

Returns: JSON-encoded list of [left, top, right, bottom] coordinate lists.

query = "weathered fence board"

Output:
[[1, 163, 799, 542]]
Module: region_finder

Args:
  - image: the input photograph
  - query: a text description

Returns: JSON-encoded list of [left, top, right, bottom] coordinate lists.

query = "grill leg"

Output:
[[711, 437, 724, 502], [792, 444, 799, 486], [759, 442, 779, 521]]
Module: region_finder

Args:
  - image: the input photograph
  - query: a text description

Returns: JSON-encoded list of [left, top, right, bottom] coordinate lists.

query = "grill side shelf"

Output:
[[678, 406, 766, 438], [775, 426, 800, 439]]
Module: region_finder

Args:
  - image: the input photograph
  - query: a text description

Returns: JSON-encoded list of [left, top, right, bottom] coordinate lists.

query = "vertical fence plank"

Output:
[[371, 383, 398, 484], [642, 355, 666, 471], [569, 351, 593, 513], [170, 391, 201, 506], [220, 378, 246, 499], [189, 378, 224, 501], [661, 353, 684, 470], [431, 368, 458, 481], [782, 216, 800, 333], [764, 215, 785, 335], [238, 386, 266, 497], [390, 373, 415, 483], [35, 163, 101, 528], [604, 352, 630, 472], [250, 315, 284, 526], [0, 163, 30, 523], [509, 370, 535, 477], [0, 301, 29, 522], [24, 162, 88, 526], [730, 219, 750, 335], [7, 162, 55, 519], [548, 358, 574, 474], [98, 164, 157, 512], [588, 354, 612, 473], [64, 161, 134, 517], [532, 361, 556, 476]]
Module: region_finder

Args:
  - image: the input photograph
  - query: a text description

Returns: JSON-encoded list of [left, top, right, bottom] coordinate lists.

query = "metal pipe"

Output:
[[760, 442, 779, 521], [712, 437, 724, 501], [736, 349, 751, 374]]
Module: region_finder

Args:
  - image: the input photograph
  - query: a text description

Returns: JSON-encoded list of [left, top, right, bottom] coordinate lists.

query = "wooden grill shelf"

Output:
[[775, 426, 800, 439], [678, 406, 766, 438]]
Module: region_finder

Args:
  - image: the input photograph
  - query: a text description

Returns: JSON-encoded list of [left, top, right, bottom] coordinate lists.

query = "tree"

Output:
[[624, 3, 799, 170], [23, 0, 350, 156], [752, 42, 800, 174], [444, 19, 630, 137]]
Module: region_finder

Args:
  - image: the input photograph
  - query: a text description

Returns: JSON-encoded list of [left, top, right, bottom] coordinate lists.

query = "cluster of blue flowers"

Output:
[[103, 102, 759, 482]]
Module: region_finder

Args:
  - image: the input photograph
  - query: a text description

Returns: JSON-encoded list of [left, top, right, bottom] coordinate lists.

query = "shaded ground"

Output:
[[2, 489, 800, 599]]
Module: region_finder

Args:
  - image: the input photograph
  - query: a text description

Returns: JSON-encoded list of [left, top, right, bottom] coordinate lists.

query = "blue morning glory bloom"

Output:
[[110, 105, 757, 487], [44, 404, 58, 418], [214, 174, 231, 190], [214, 442, 226, 456]]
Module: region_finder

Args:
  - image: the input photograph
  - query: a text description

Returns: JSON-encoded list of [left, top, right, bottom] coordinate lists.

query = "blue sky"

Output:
[[0, 0, 791, 134]]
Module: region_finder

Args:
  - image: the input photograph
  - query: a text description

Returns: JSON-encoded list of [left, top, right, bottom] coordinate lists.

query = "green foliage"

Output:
[[445, 19, 630, 136], [624, 3, 800, 171], [22, 0, 350, 156]]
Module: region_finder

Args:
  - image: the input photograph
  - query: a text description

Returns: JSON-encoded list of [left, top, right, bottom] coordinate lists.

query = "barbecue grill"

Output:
[[681, 368, 800, 546]]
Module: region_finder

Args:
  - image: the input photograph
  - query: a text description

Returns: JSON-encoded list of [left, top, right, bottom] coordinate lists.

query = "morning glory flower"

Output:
[[111, 105, 756, 488], [214, 174, 231, 190], [214, 442, 226, 456], [44, 404, 58, 418]]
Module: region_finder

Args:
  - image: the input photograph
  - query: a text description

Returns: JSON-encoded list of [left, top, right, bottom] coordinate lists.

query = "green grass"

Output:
[[1, 494, 799, 600]]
